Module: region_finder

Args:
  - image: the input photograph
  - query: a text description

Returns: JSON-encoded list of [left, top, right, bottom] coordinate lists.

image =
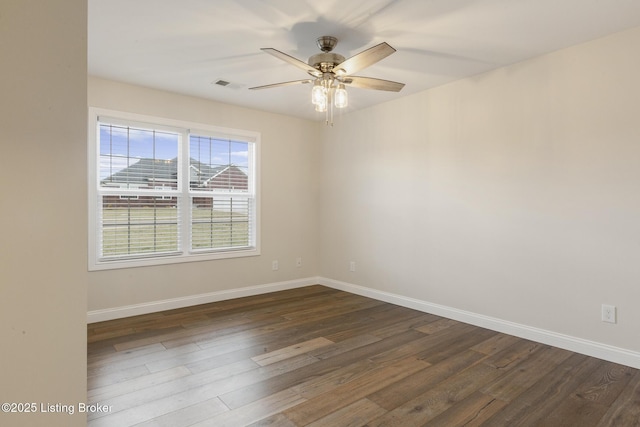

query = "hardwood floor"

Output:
[[87, 285, 640, 426]]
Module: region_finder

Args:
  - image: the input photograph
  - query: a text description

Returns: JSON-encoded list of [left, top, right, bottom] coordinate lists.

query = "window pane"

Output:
[[92, 112, 258, 268], [100, 124, 179, 189], [189, 135, 249, 192], [101, 196, 179, 258], [191, 197, 250, 250], [230, 141, 249, 167]]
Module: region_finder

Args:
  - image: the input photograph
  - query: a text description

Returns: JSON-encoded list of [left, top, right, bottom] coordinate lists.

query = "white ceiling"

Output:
[[89, 0, 640, 121]]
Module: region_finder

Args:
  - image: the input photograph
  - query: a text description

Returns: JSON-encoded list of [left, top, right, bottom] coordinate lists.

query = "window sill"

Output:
[[88, 247, 260, 271]]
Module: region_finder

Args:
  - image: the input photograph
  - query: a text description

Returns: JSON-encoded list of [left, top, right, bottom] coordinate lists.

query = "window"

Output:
[[88, 108, 259, 270]]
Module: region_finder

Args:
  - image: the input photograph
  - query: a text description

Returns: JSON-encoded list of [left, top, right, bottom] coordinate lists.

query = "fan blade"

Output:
[[342, 76, 405, 92], [261, 48, 322, 78], [249, 79, 312, 90], [332, 42, 396, 76]]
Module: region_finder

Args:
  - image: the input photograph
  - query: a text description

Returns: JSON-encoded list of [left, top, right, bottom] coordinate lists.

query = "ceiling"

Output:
[[89, 0, 640, 122]]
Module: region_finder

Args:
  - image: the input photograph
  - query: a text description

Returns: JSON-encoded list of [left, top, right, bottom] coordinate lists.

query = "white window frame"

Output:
[[88, 107, 260, 271]]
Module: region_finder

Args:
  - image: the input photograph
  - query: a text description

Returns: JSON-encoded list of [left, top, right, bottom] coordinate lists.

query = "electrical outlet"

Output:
[[272, 260, 279, 271], [602, 304, 616, 324], [296, 257, 302, 267], [349, 261, 356, 272]]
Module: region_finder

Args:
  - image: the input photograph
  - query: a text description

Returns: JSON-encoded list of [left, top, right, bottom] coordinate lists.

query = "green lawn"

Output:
[[102, 206, 249, 257]]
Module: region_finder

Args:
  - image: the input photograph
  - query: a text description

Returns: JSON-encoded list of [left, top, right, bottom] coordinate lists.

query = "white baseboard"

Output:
[[319, 277, 640, 370], [87, 275, 640, 369], [87, 276, 321, 323]]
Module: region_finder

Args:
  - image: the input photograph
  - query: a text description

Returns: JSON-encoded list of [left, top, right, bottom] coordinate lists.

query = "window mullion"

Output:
[[181, 129, 191, 254], [89, 107, 259, 271]]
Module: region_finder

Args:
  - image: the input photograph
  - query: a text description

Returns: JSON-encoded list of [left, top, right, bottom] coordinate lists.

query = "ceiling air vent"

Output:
[[211, 79, 245, 90]]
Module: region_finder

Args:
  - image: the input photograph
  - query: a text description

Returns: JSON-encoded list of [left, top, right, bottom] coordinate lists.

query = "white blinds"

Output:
[[94, 114, 257, 264], [101, 196, 180, 258], [191, 197, 252, 251]]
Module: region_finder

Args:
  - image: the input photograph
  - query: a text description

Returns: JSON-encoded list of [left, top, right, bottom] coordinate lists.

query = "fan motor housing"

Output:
[[308, 52, 345, 73]]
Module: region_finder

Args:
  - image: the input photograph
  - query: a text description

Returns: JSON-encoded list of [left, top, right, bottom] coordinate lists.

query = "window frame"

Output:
[[88, 107, 260, 271]]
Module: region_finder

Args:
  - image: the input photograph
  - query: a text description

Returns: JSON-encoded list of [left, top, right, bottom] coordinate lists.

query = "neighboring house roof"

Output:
[[101, 157, 246, 188]]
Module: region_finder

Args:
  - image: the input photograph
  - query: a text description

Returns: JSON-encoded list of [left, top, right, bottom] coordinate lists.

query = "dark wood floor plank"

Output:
[[121, 312, 213, 332], [470, 332, 522, 356], [366, 361, 506, 426], [180, 303, 384, 372], [88, 312, 163, 335], [539, 361, 637, 427], [282, 356, 430, 426], [196, 353, 320, 410], [88, 358, 257, 421], [246, 413, 298, 427], [368, 312, 440, 339], [182, 285, 338, 320], [89, 324, 185, 352], [218, 330, 427, 410], [539, 395, 610, 427], [426, 390, 507, 427], [285, 304, 409, 349], [251, 337, 334, 366], [174, 303, 399, 379], [87, 343, 201, 378], [87, 326, 138, 343], [87, 364, 151, 390], [193, 287, 346, 322], [280, 293, 384, 321], [191, 389, 306, 427], [88, 365, 191, 402], [572, 360, 636, 406], [367, 321, 478, 370], [307, 333, 381, 360], [87, 285, 640, 427], [479, 352, 601, 426], [188, 300, 397, 354], [88, 381, 232, 426], [481, 337, 544, 370], [88, 342, 167, 368], [93, 286, 341, 351], [596, 369, 640, 427], [305, 398, 386, 427], [415, 317, 460, 334], [291, 346, 418, 406], [367, 349, 487, 411], [418, 326, 499, 365], [133, 396, 229, 427], [184, 337, 317, 375], [175, 317, 309, 354], [118, 312, 275, 351], [322, 304, 430, 342], [482, 345, 574, 402]]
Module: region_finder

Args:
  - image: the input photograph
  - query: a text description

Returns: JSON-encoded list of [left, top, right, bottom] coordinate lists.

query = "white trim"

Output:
[[87, 107, 261, 271], [319, 278, 640, 370], [87, 277, 321, 323], [86, 275, 640, 369]]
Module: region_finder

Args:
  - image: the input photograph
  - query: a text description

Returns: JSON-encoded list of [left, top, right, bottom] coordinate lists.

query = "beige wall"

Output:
[[89, 25, 640, 357], [87, 77, 321, 311], [3, 4, 638, 422], [320, 26, 640, 353], [0, 1, 88, 426]]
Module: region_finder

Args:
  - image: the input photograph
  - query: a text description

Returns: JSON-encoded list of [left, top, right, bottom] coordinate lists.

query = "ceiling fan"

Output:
[[250, 36, 405, 124]]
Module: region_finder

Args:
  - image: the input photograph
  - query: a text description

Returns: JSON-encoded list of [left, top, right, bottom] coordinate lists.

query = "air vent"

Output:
[[211, 79, 245, 90]]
